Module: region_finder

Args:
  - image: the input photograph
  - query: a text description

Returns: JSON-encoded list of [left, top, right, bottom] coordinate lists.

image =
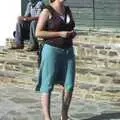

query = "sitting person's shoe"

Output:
[[9, 44, 24, 49]]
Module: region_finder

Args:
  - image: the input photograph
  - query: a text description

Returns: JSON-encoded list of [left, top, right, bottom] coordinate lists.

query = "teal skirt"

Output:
[[35, 44, 75, 93]]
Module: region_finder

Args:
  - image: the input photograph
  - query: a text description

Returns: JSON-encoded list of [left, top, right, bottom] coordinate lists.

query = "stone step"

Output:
[[0, 58, 37, 73], [76, 66, 120, 77], [78, 82, 120, 93], [0, 58, 37, 65], [76, 56, 120, 67], [0, 70, 32, 78]]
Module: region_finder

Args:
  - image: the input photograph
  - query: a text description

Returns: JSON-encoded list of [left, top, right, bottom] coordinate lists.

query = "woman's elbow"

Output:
[[35, 30, 42, 38], [35, 29, 46, 38], [35, 30, 39, 37]]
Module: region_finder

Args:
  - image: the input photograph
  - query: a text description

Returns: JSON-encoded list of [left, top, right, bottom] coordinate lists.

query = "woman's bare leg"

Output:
[[41, 92, 52, 120], [61, 90, 73, 120]]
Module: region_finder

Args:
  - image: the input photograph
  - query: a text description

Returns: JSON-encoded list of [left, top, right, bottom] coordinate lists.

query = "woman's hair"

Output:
[[50, 0, 56, 3]]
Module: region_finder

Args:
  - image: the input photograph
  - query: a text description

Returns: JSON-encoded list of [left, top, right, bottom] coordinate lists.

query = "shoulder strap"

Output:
[[44, 5, 55, 16], [65, 6, 74, 22], [65, 6, 72, 17], [64, 6, 71, 23]]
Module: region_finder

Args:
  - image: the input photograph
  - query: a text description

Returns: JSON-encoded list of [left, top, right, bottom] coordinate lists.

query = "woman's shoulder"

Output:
[[41, 7, 50, 14], [42, 5, 55, 16], [43, 5, 53, 11], [40, 6, 52, 19]]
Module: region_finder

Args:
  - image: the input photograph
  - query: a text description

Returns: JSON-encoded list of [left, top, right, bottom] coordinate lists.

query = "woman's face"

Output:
[[59, 0, 66, 2], [59, 0, 65, 2], [51, 0, 65, 3]]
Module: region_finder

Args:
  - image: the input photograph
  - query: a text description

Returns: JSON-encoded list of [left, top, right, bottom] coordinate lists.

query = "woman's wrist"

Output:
[[58, 32, 63, 37], [59, 31, 67, 38]]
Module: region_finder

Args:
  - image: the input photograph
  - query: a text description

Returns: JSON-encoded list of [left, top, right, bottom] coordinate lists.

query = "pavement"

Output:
[[0, 82, 120, 120]]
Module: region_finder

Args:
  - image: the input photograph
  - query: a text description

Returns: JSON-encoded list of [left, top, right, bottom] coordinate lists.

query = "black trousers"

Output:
[[15, 20, 38, 48]]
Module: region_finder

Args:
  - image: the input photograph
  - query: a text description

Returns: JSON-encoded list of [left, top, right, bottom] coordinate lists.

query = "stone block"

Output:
[[79, 83, 96, 89], [5, 38, 16, 49], [112, 78, 120, 84], [105, 85, 120, 93], [99, 76, 112, 84], [109, 51, 118, 56]]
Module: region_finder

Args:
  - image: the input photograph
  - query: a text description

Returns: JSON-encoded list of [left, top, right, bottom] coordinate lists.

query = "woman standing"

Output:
[[35, 0, 76, 120]]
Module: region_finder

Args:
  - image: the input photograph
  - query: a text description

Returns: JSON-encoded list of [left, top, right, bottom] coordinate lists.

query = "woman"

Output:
[[35, 0, 76, 120]]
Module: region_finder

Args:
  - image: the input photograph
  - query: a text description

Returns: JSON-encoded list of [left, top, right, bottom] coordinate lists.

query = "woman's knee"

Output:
[[40, 87, 53, 93], [64, 84, 74, 92]]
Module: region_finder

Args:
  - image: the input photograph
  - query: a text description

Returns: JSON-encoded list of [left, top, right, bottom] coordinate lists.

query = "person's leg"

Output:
[[41, 92, 52, 120], [61, 90, 73, 120], [36, 45, 59, 120], [61, 47, 75, 120], [28, 20, 39, 51], [14, 20, 30, 48]]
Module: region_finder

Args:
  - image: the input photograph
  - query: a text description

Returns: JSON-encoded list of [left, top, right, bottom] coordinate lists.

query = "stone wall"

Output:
[[0, 46, 37, 84], [73, 31, 120, 101], [1, 32, 120, 102]]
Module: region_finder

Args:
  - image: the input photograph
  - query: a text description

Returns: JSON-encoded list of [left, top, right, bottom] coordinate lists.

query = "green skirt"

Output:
[[35, 44, 75, 93]]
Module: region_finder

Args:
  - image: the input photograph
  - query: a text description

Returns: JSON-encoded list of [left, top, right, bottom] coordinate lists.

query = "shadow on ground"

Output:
[[83, 112, 120, 120]]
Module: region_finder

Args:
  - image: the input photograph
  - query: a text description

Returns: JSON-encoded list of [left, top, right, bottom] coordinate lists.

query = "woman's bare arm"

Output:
[[35, 8, 73, 39], [35, 9, 61, 39]]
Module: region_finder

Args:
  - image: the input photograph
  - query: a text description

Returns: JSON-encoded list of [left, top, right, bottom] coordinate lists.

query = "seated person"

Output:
[[12, 0, 45, 51]]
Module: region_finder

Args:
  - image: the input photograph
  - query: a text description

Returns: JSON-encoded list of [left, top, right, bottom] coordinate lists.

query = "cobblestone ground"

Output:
[[0, 82, 120, 120]]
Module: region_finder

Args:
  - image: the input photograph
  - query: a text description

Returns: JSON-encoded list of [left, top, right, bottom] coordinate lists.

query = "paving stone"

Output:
[[0, 83, 120, 120], [70, 113, 96, 120], [10, 97, 38, 104]]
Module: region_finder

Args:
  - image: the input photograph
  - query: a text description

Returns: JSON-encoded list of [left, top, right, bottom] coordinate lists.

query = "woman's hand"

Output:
[[17, 16, 28, 21], [60, 31, 73, 38], [70, 30, 77, 39], [60, 30, 77, 39]]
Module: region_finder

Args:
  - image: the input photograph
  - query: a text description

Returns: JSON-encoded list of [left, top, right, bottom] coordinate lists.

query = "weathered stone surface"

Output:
[[112, 78, 120, 84], [0, 83, 120, 120], [0, 31, 120, 102]]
